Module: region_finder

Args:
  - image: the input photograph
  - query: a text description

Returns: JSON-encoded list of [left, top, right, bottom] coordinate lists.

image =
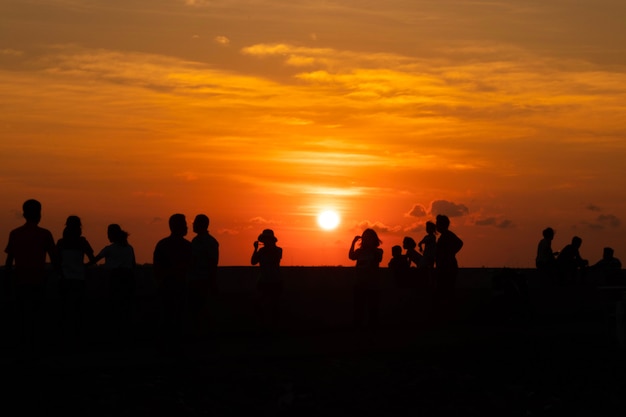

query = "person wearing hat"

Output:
[[251, 229, 283, 328]]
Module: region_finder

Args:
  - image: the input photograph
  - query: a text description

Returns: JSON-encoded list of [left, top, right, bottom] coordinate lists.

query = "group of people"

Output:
[[3, 199, 220, 349], [3, 199, 467, 346], [535, 227, 623, 286], [349, 214, 464, 327]]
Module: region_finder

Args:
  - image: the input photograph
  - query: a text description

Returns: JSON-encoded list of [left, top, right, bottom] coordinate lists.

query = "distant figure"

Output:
[[418, 221, 437, 267], [153, 214, 193, 348], [402, 237, 422, 268], [251, 229, 283, 328], [56, 215, 96, 341], [535, 227, 558, 286], [4, 199, 58, 348], [418, 221, 437, 287], [189, 214, 220, 337], [557, 236, 588, 285], [92, 224, 136, 341], [592, 247, 622, 286], [434, 215, 463, 307], [349, 228, 384, 327], [388, 245, 410, 288]]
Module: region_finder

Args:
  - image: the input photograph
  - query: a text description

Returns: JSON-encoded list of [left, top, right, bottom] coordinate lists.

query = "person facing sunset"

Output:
[[251, 229, 283, 328], [153, 214, 192, 348], [5, 199, 59, 347], [349, 228, 384, 327], [434, 215, 463, 306]]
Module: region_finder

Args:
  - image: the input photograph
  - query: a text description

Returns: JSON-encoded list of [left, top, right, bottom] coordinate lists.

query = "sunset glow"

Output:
[[318, 210, 341, 231], [2, 1, 626, 267]]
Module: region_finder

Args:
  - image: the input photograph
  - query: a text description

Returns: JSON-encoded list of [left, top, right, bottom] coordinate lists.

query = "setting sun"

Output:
[[317, 210, 340, 231]]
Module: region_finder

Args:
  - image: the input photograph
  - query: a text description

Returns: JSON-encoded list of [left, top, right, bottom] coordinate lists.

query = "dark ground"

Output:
[[1, 267, 626, 416], [2, 314, 625, 416]]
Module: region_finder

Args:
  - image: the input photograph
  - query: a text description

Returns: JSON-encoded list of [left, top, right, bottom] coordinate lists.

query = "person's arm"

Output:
[[251, 241, 260, 265], [83, 238, 97, 264], [88, 246, 106, 266], [348, 236, 360, 260], [5, 254, 14, 270]]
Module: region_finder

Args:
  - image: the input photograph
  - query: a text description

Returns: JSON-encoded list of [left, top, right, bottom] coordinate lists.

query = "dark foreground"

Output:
[[2, 318, 626, 416], [1, 266, 626, 416]]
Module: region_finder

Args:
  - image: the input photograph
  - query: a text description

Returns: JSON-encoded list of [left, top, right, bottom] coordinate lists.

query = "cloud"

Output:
[[0, 49, 23, 57], [475, 217, 514, 228], [430, 200, 469, 217], [582, 214, 621, 230], [355, 220, 402, 234], [407, 204, 427, 217], [217, 228, 239, 235], [598, 214, 621, 229], [175, 171, 199, 181], [249, 216, 274, 225], [586, 204, 602, 212], [214, 36, 230, 46]]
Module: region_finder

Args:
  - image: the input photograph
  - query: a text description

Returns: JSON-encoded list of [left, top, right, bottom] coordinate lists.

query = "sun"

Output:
[[317, 210, 340, 230]]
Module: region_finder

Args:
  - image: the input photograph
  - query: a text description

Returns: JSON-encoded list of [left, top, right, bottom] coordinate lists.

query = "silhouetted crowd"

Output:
[[2, 199, 624, 353]]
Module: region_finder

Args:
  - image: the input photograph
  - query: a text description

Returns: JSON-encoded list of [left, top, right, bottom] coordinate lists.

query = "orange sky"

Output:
[[2, 0, 626, 267]]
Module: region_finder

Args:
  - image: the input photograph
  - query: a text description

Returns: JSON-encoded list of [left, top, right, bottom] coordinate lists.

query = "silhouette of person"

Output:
[[189, 214, 219, 337], [434, 215, 463, 309], [536, 227, 558, 286], [56, 215, 96, 342], [4, 199, 58, 348], [592, 247, 622, 286], [388, 245, 410, 288], [402, 237, 422, 269], [557, 236, 588, 285], [91, 224, 136, 342], [418, 221, 437, 289], [349, 228, 384, 327], [251, 229, 283, 329], [153, 214, 193, 349], [418, 221, 437, 268]]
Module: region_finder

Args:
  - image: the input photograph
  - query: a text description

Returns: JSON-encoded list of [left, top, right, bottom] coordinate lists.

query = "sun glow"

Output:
[[317, 210, 340, 230]]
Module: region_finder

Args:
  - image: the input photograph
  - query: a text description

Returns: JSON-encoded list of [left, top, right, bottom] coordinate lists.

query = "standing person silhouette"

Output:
[[418, 221, 437, 289], [388, 245, 410, 288], [189, 214, 219, 338], [536, 227, 558, 286], [91, 224, 136, 343], [349, 228, 384, 328], [403, 237, 422, 269], [434, 215, 463, 314], [251, 229, 283, 330], [56, 215, 95, 343], [4, 199, 58, 349], [153, 214, 192, 350]]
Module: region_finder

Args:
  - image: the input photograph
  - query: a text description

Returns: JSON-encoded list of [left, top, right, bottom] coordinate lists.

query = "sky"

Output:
[[1, 0, 626, 267]]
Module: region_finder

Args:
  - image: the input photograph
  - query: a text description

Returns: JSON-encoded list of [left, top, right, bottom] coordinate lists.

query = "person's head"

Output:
[[603, 247, 614, 260], [22, 199, 42, 223], [168, 214, 188, 237], [391, 245, 403, 257], [63, 215, 82, 239], [436, 214, 450, 233], [193, 214, 209, 234], [426, 221, 436, 235], [107, 224, 129, 245], [360, 228, 381, 248], [571, 236, 582, 248], [402, 236, 417, 250], [257, 229, 278, 245], [542, 227, 555, 240]]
